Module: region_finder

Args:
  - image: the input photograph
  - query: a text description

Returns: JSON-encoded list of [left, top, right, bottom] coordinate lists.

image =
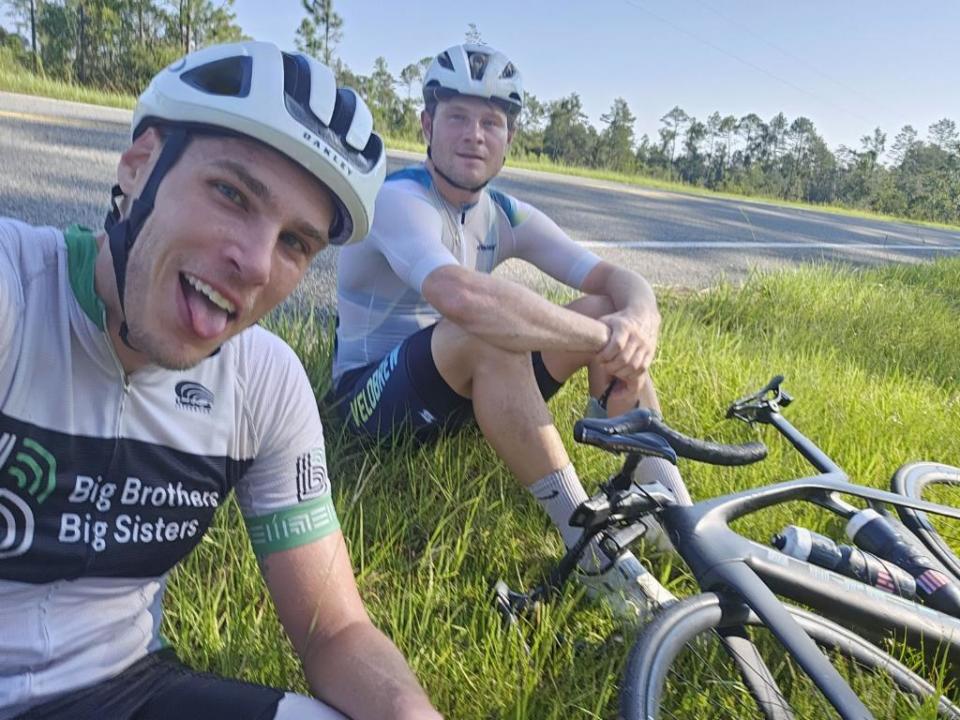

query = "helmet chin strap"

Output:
[[104, 128, 191, 350], [427, 145, 492, 193]]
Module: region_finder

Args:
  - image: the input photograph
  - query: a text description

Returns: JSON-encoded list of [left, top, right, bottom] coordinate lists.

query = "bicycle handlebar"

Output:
[[574, 408, 768, 466]]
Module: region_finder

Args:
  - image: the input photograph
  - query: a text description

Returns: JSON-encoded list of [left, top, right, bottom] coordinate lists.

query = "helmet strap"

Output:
[[105, 128, 191, 349]]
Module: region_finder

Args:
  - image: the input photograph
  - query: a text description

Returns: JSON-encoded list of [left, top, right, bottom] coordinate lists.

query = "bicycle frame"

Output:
[[662, 408, 960, 716], [669, 475, 960, 657], [496, 377, 960, 717]]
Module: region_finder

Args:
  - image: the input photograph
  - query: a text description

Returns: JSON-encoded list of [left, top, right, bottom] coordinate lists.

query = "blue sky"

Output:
[[229, 0, 958, 155], [6, 1, 958, 156]]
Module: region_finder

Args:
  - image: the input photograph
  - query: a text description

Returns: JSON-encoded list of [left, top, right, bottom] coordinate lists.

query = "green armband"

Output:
[[244, 495, 340, 555]]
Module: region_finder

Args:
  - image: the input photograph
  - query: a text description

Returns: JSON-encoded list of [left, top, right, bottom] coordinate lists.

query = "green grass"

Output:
[[3, 62, 959, 233], [160, 259, 960, 718], [0, 64, 135, 109]]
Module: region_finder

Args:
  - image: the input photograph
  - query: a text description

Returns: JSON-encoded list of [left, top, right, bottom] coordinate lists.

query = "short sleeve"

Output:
[[506, 201, 602, 289], [365, 183, 459, 291], [233, 331, 340, 556], [0, 220, 25, 372]]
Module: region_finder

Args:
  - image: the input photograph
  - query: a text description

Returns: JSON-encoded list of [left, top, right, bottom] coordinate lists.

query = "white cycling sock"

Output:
[[633, 457, 693, 506], [529, 464, 608, 572]]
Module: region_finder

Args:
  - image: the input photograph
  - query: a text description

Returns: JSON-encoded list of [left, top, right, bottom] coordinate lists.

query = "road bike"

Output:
[[495, 376, 960, 719]]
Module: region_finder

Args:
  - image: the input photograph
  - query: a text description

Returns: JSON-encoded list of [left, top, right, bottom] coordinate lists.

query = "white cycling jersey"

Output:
[[333, 164, 602, 381], [0, 220, 339, 718]]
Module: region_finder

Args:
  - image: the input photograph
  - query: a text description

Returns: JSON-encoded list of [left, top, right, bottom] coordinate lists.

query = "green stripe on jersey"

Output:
[[244, 495, 340, 555], [64, 224, 106, 330]]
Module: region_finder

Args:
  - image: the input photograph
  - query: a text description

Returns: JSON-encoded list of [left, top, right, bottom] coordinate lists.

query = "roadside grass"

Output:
[[503, 157, 960, 233], [385, 139, 960, 233], [3, 63, 960, 233], [161, 258, 960, 718], [0, 65, 135, 109]]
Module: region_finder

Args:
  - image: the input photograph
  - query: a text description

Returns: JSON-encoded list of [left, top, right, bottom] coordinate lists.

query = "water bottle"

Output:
[[846, 508, 960, 617], [773, 525, 916, 598]]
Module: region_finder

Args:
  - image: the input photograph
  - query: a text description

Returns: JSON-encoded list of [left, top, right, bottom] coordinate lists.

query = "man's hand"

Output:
[[597, 308, 660, 384]]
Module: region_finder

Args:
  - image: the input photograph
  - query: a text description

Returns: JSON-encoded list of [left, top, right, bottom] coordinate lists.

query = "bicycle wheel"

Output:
[[892, 462, 960, 582], [621, 592, 960, 720]]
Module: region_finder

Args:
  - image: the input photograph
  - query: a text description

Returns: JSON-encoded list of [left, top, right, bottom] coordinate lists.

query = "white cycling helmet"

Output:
[[105, 41, 385, 349], [131, 40, 385, 245], [422, 43, 523, 118]]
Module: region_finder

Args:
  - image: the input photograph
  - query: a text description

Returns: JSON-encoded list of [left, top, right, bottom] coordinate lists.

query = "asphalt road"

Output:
[[3, 90, 959, 311]]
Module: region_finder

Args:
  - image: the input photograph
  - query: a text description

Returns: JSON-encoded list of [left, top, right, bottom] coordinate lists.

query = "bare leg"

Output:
[[430, 316, 674, 614], [431, 320, 567, 486], [538, 295, 661, 417], [528, 297, 688, 508], [430, 315, 684, 607], [431, 319, 610, 570]]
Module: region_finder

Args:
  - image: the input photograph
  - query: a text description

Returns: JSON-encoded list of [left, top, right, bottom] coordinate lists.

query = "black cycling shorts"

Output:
[[330, 323, 564, 443], [15, 648, 284, 720]]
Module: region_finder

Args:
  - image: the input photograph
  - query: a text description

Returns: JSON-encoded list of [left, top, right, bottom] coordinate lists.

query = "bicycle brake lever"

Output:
[[726, 374, 791, 424]]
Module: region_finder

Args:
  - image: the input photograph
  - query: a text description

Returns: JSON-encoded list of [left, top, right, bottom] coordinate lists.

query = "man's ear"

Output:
[[501, 126, 516, 166], [420, 109, 433, 146], [117, 127, 163, 196]]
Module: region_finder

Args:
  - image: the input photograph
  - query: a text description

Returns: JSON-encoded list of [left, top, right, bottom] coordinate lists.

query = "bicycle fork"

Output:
[[668, 498, 875, 719]]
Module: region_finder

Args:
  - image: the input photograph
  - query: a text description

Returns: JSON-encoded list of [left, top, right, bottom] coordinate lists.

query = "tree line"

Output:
[[517, 97, 960, 225], [2, 0, 245, 89], [3, 0, 959, 225]]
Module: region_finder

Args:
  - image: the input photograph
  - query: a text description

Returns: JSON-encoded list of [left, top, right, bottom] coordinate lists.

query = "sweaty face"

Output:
[[112, 134, 336, 371], [424, 96, 512, 192]]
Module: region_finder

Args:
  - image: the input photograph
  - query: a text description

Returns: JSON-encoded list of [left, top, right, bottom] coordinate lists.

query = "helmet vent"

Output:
[[466, 51, 489, 80], [437, 51, 454, 70], [282, 52, 311, 105], [180, 55, 252, 97], [501, 62, 516, 79], [329, 87, 357, 140], [280, 53, 342, 150]]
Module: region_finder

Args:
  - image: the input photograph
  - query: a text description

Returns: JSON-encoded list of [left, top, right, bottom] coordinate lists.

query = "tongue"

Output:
[[185, 285, 229, 339]]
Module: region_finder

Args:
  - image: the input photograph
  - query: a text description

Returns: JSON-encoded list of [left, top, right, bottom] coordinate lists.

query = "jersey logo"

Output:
[[0, 433, 56, 558], [476, 242, 496, 252], [175, 381, 214, 413], [296, 448, 329, 501]]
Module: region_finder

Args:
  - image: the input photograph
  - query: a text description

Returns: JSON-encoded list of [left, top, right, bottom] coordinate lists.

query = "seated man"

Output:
[[331, 43, 691, 620], [0, 41, 440, 720]]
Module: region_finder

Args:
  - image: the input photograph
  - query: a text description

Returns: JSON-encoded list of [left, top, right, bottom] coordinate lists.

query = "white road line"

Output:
[[738, 205, 759, 243], [578, 240, 960, 251]]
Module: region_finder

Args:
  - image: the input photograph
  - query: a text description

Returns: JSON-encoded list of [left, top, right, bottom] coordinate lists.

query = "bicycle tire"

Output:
[[892, 462, 960, 582], [620, 592, 960, 720]]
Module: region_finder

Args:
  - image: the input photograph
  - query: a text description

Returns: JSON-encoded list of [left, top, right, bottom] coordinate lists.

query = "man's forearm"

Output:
[[303, 621, 441, 720], [425, 268, 609, 353]]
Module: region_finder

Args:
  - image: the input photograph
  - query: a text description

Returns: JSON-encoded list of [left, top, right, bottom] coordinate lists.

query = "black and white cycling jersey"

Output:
[[0, 219, 339, 718]]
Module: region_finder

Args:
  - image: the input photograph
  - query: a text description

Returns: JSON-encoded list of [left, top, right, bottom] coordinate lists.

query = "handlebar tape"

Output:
[[575, 412, 767, 466]]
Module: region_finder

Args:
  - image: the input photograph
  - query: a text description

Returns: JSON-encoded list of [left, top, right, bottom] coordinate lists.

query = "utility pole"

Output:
[[30, 0, 37, 73], [77, 1, 85, 83]]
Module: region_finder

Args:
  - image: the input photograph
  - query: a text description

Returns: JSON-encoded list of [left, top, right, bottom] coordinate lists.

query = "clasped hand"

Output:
[[597, 309, 660, 391]]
